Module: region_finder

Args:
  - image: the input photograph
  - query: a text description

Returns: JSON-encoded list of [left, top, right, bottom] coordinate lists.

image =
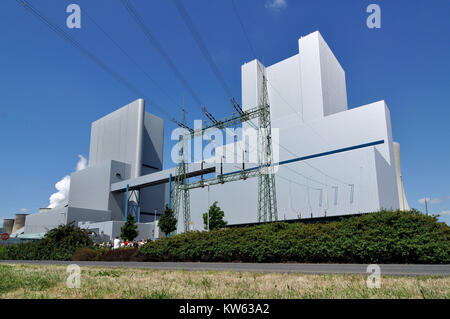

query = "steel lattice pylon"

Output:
[[257, 74, 278, 222], [124, 186, 140, 222], [173, 72, 278, 227], [172, 109, 191, 233]]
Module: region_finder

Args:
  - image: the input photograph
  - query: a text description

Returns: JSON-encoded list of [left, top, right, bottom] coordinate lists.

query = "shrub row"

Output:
[[1, 223, 93, 261], [2, 210, 448, 263], [138, 210, 450, 264]]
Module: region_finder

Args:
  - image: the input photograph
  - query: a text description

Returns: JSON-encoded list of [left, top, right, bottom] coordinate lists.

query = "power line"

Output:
[[172, 0, 234, 102], [82, 7, 182, 112], [264, 49, 361, 171], [225, 145, 339, 188], [121, 0, 204, 110], [277, 173, 320, 193], [21, 0, 354, 189], [231, 0, 258, 61], [15, 0, 174, 121], [276, 141, 351, 186], [232, 0, 354, 187], [18, 0, 351, 204], [282, 164, 330, 188], [156, 0, 351, 208], [172, 0, 254, 131]]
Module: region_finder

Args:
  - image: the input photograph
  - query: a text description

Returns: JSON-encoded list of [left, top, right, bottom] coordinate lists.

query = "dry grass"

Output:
[[0, 263, 449, 299]]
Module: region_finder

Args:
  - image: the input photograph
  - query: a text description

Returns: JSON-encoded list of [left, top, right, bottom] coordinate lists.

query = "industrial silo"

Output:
[[2, 219, 15, 234], [11, 214, 28, 234]]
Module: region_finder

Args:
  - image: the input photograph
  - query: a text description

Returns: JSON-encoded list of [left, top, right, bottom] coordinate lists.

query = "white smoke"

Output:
[[48, 155, 87, 209], [76, 154, 88, 171], [48, 176, 71, 209]]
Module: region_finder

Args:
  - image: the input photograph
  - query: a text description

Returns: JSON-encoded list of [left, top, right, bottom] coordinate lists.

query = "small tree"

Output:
[[158, 204, 177, 236], [203, 201, 227, 230], [120, 214, 139, 241]]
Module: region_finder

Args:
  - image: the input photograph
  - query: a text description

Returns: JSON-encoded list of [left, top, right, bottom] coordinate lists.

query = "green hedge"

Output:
[[1, 223, 93, 261], [2, 210, 448, 263], [139, 210, 450, 264]]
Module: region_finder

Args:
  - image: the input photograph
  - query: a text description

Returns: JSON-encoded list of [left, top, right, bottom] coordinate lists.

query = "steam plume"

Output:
[[48, 155, 87, 209]]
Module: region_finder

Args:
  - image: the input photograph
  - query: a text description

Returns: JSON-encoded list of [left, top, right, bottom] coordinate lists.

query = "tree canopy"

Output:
[[158, 204, 177, 235], [203, 201, 227, 230], [120, 214, 139, 241]]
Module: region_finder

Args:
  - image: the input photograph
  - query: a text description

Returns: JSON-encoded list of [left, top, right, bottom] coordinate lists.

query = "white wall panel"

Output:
[[89, 99, 145, 178]]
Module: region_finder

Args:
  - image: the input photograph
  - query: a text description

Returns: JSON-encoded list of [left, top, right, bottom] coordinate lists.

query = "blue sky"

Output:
[[1, 0, 449, 224]]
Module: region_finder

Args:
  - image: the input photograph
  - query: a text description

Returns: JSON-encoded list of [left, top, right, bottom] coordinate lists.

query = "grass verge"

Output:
[[0, 264, 448, 299]]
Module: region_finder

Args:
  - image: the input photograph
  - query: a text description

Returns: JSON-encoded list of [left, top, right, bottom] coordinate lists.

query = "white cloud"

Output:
[[20, 208, 28, 213], [265, 0, 287, 11], [48, 155, 87, 209], [418, 196, 450, 205], [431, 195, 450, 204], [418, 197, 430, 204], [439, 210, 450, 216]]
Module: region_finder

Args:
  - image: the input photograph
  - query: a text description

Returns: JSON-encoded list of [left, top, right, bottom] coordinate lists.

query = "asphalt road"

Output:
[[1, 260, 449, 276]]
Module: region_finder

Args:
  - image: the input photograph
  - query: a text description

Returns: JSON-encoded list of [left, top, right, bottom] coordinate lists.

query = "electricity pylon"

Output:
[[257, 73, 278, 222], [174, 70, 278, 225], [172, 109, 191, 232]]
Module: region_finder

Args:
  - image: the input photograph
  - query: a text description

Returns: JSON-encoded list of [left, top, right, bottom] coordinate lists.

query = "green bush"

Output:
[[3, 223, 93, 261], [0, 246, 6, 260], [138, 210, 450, 264], [72, 247, 142, 261]]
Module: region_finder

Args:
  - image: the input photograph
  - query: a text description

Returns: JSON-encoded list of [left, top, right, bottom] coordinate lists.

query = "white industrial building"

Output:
[[5, 31, 409, 240], [187, 30, 409, 230]]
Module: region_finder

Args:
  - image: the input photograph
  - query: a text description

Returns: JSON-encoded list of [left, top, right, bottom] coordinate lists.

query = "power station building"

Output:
[[4, 31, 409, 240]]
